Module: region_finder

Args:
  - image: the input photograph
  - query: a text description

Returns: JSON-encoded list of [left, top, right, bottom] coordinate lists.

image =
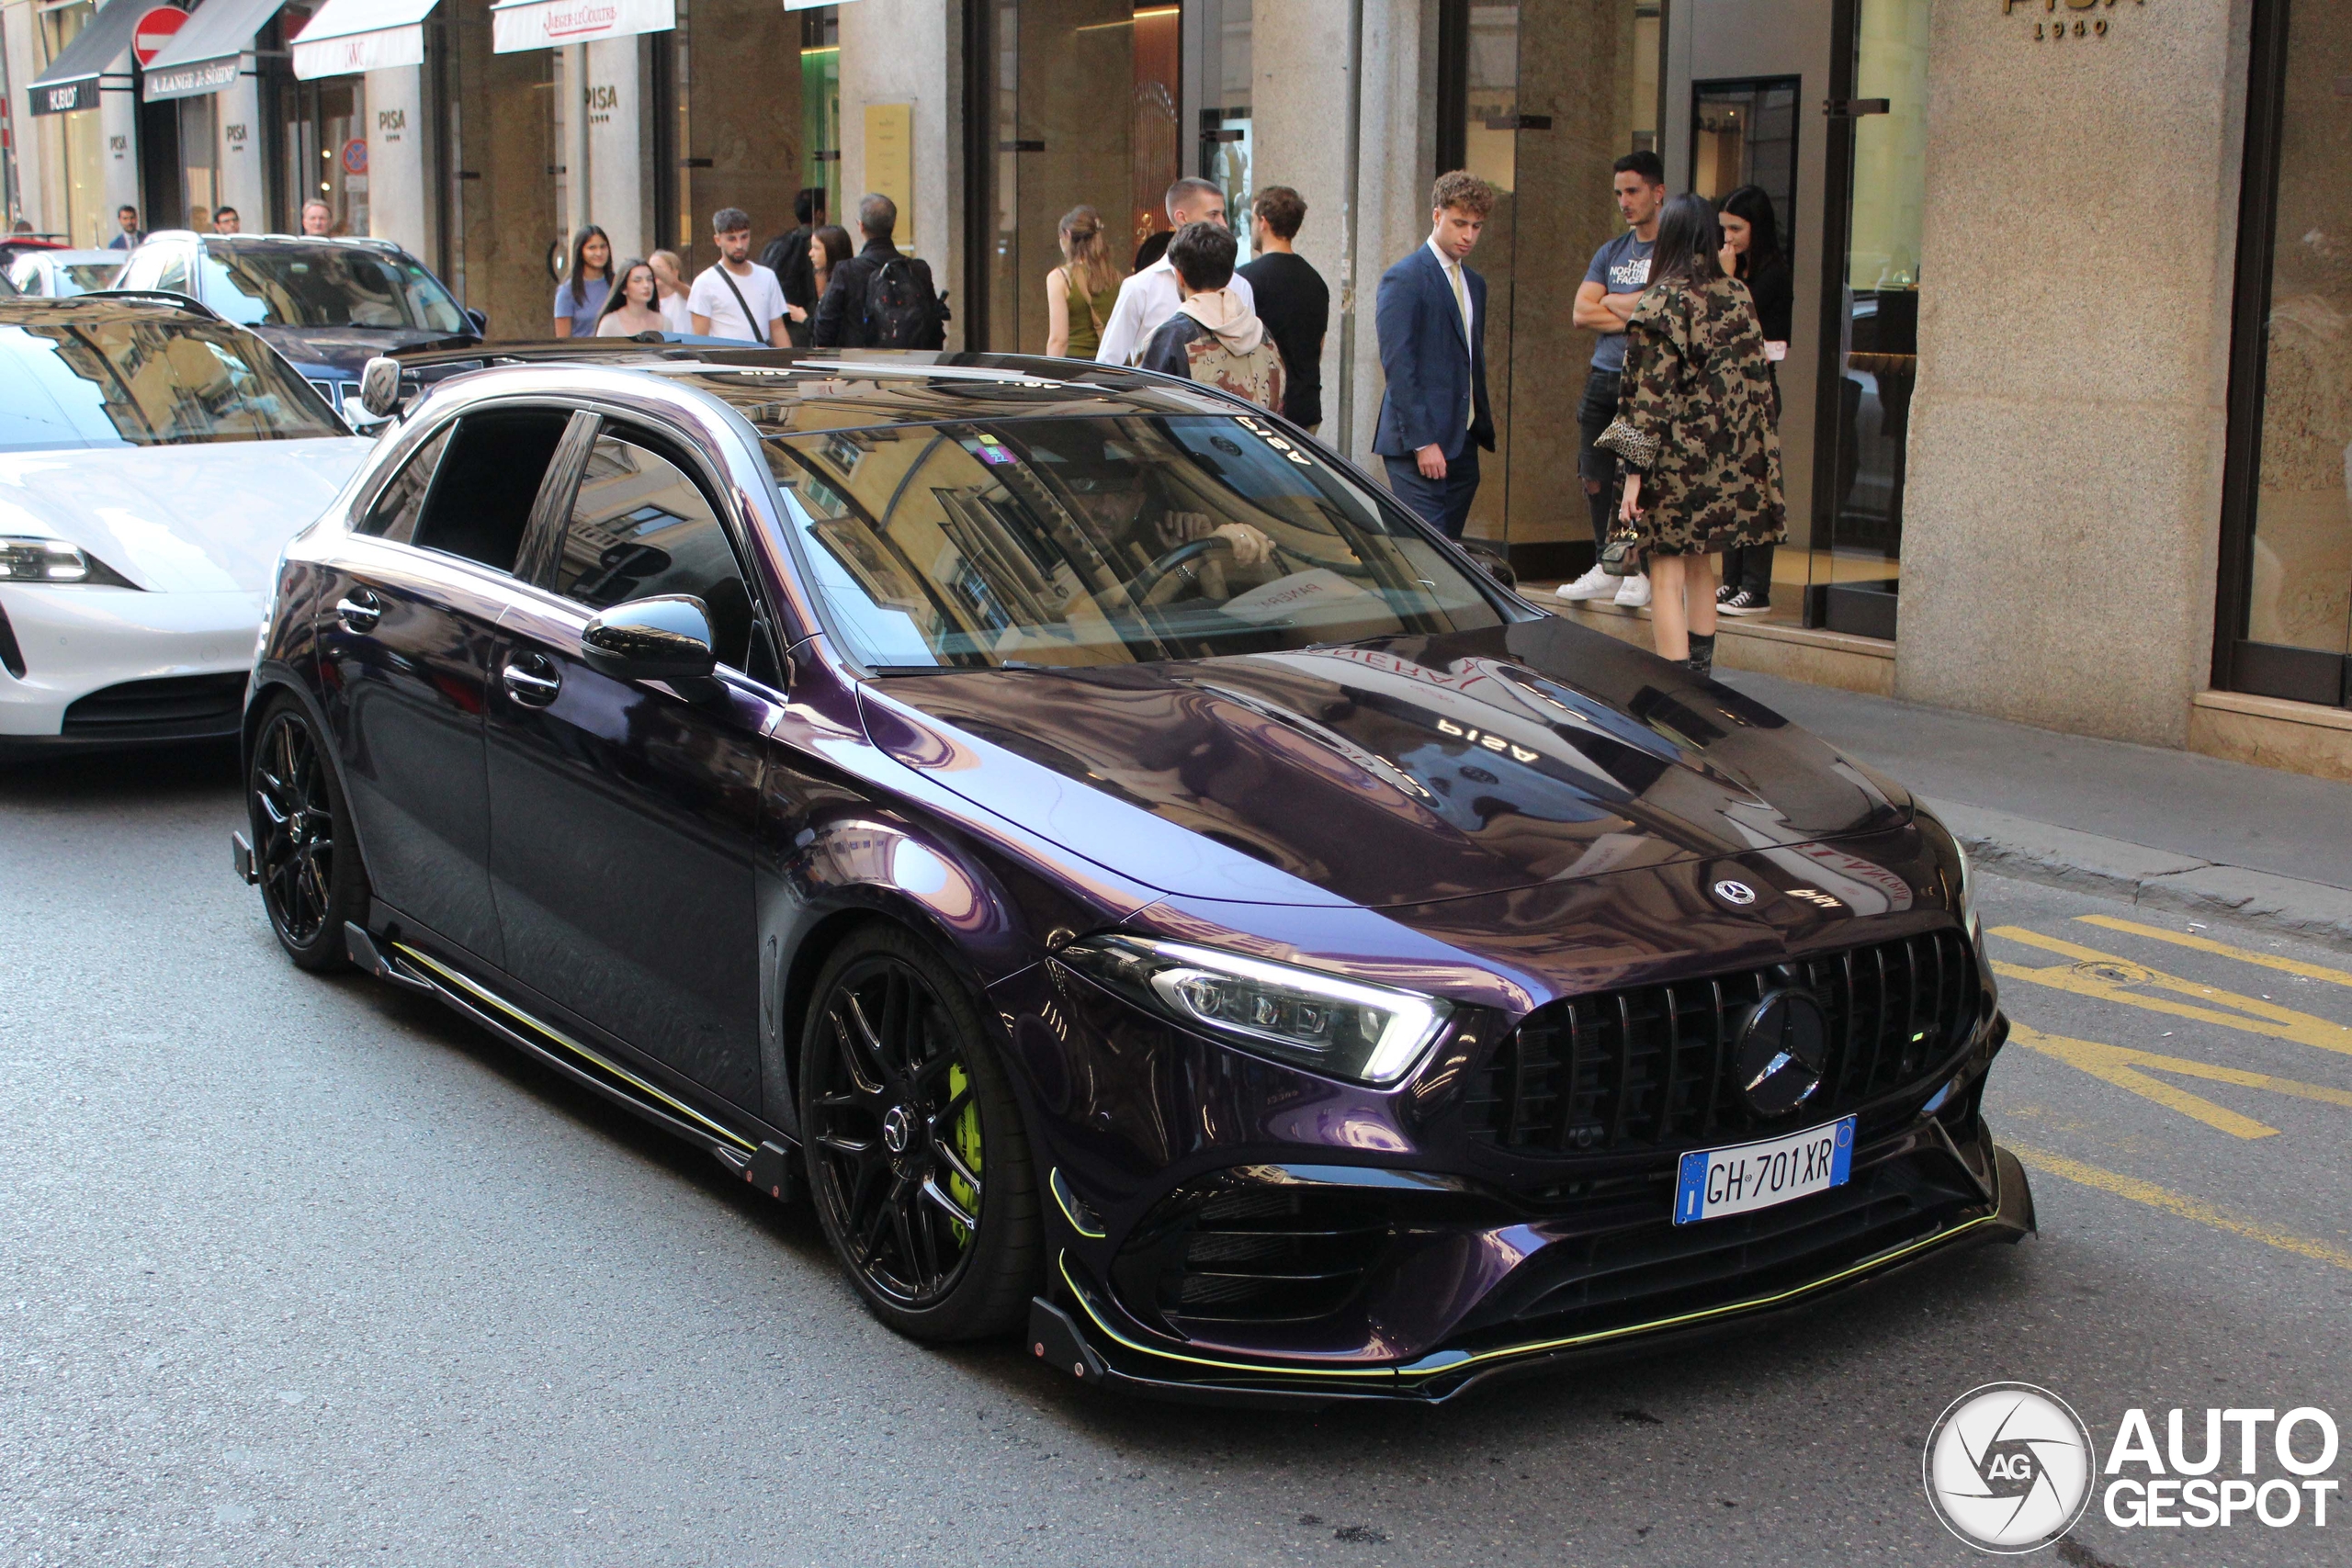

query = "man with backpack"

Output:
[[809, 193, 948, 350], [1138, 221, 1284, 414]]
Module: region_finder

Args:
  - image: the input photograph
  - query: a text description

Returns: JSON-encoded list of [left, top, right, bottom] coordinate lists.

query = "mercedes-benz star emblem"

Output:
[[880, 1105, 913, 1156], [1713, 878, 1758, 907], [1734, 988, 1830, 1116]]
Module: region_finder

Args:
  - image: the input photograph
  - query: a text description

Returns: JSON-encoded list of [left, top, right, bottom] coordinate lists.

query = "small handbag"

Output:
[[1600, 525, 1644, 577]]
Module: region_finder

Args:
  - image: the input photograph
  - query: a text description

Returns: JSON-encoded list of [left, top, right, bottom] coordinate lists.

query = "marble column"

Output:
[[364, 66, 428, 254]]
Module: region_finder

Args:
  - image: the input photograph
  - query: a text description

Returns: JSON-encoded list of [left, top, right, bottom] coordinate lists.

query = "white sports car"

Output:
[[0, 295, 374, 760]]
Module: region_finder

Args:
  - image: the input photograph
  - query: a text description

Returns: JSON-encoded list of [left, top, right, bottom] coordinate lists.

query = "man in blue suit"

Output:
[[1374, 172, 1497, 539]]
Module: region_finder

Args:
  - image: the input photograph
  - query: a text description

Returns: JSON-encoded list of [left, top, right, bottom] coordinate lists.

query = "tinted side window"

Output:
[[356, 425, 453, 543], [558, 431, 760, 672], [412, 409, 571, 573]]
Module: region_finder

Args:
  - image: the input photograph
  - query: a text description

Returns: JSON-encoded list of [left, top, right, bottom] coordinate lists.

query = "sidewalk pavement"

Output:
[[1714, 670, 2352, 953]]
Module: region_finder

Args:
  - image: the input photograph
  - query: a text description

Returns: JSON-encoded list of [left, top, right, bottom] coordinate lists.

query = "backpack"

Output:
[[1183, 333, 1285, 415], [863, 255, 947, 349]]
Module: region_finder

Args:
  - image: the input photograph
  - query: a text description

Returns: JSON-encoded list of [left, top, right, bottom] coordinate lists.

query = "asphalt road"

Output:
[[3, 745, 2346, 1568]]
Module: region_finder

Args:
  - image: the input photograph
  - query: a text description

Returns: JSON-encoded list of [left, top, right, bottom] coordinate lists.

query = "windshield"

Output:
[[0, 318, 346, 452], [56, 261, 123, 295], [202, 242, 469, 333], [767, 414, 1503, 670]]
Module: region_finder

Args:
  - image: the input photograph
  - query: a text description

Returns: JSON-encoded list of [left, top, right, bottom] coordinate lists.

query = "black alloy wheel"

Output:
[[802, 924, 1038, 1340], [249, 694, 368, 972]]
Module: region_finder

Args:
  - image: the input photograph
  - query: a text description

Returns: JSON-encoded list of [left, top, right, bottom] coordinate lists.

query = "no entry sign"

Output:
[[131, 6, 187, 68]]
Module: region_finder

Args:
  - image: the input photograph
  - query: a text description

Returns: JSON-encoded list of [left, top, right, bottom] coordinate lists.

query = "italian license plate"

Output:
[[1672, 1115, 1855, 1225]]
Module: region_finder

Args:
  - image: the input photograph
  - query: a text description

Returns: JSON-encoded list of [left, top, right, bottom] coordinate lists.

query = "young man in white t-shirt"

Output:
[[687, 207, 787, 345]]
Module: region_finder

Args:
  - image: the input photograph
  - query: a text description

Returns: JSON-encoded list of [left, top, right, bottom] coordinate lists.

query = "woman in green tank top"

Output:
[[1046, 205, 1126, 358]]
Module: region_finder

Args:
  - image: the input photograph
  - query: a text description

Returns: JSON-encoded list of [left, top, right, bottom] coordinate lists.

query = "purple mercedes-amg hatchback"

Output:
[[232, 343, 2030, 1405]]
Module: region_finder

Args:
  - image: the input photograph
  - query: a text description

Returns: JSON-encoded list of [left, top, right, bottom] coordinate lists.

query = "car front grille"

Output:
[[61, 672, 247, 738], [1461, 930, 1982, 1158], [1117, 1187, 1393, 1327]]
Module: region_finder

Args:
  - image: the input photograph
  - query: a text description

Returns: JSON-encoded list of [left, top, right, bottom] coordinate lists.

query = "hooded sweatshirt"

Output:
[[1138, 287, 1285, 412]]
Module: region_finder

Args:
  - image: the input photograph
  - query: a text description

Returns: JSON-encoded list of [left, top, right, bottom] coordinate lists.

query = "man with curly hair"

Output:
[[1372, 171, 1497, 540]]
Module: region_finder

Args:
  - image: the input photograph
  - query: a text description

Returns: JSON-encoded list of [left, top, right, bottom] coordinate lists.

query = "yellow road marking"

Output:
[[2008, 1022, 2352, 1139], [2075, 914, 2352, 990], [1988, 928, 2352, 1058], [2008, 1144, 2352, 1273]]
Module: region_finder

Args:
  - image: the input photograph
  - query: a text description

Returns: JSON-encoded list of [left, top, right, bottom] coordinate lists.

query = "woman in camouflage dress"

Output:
[[1596, 192, 1788, 677]]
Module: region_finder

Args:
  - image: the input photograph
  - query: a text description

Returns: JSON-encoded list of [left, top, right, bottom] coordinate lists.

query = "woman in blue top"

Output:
[[551, 226, 612, 337]]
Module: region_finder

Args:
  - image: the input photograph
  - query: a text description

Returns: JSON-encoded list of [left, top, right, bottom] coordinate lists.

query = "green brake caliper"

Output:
[[946, 1063, 980, 1244]]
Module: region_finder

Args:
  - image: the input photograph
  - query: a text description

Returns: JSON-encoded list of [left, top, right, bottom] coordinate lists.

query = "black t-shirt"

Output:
[[761, 225, 819, 310], [1238, 250, 1329, 427], [1743, 254, 1793, 343]]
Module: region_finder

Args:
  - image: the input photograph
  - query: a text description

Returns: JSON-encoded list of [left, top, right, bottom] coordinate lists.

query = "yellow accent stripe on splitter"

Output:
[[394, 942, 756, 1151], [1048, 1169, 1107, 1239], [1057, 1254, 1394, 1379], [1057, 1201, 2007, 1385]]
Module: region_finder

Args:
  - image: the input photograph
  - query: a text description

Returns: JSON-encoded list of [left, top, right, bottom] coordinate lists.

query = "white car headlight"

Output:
[[1057, 934, 1453, 1086], [0, 536, 137, 587]]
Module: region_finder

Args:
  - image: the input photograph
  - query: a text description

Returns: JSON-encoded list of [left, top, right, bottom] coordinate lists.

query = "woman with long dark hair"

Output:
[[1596, 192, 1787, 678], [594, 258, 667, 337], [1713, 185, 1792, 616], [552, 225, 612, 338]]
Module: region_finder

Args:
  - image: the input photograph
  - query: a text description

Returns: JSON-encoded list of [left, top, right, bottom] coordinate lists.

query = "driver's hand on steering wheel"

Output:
[[1210, 524, 1273, 567], [1159, 512, 1273, 568]]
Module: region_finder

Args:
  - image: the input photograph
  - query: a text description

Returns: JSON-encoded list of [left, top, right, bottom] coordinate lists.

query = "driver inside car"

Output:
[[1060, 450, 1274, 597]]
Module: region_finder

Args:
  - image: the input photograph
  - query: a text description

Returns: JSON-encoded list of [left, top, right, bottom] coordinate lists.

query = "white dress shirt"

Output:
[[1094, 253, 1257, 367], [1426, 236, 1476, 357]]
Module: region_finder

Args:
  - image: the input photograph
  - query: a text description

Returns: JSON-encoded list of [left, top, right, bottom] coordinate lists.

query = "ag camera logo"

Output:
[[1925, 1388, 2343, 1551], [1924, 1383, 2096, 1552]]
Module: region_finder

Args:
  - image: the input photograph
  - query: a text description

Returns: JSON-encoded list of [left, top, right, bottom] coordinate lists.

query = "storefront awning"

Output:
[[27, 0, 157, 116], [142, 0, 288, 102], [290, 0, 439, 80], [490, 0, 673, 54]]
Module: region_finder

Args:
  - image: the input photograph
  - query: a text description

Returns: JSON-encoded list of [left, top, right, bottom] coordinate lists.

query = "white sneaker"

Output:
[[1554, 565, 1619, 603], [1612, 572, 1652, 608]]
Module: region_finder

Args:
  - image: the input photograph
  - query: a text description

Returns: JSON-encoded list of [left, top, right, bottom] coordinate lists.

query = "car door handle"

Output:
[[335, 588, 382, 632], [502, 654, 561, 707]]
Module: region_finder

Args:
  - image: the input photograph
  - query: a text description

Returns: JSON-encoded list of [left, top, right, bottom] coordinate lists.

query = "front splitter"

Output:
[[1025, 1145, 2037, 1409]]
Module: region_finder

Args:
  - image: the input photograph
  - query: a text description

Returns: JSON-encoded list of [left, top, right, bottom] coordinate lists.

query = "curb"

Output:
[[1928, 798, 2352, 955]]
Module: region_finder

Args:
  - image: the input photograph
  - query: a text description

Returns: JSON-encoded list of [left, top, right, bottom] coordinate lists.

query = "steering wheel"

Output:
[[1129, 534, 1240, 607]]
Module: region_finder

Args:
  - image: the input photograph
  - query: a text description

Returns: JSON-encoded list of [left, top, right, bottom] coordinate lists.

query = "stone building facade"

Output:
[[6, 0, 2345, 778]]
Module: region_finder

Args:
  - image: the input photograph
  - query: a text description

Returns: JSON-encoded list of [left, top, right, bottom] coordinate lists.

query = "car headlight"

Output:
[[0, 536, 137, 587], [1057, 934, 1453, 1086]]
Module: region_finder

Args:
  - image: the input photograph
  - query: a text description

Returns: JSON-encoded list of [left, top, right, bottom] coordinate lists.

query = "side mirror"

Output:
[[1460, 539, 1518, 589], [465, 308, 488, 335], [357, 355, 402, 419], [581, 594, 718, 682]]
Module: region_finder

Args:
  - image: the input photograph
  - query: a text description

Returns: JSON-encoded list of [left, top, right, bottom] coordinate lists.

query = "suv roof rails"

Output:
[[84, 288, 222, 321], [228, 231, 401, 250]]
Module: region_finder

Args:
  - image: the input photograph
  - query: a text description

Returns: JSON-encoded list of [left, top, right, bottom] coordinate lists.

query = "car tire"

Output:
[[248, 693, 370, 973], [801, 922, 1041, 1341]]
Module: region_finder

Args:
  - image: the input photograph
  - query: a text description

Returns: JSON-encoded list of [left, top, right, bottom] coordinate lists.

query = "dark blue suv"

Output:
[[115, 231, 483, 423]]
